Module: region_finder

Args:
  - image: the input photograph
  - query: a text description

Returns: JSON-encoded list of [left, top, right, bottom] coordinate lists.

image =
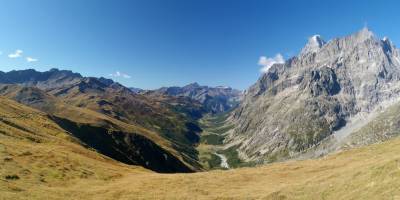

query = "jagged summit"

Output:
[[184, 82, 201, 88], [228, 28, 400, 164], [357, 27, 375, 37], [382, 36, 389, 42], [309, 35, 326, 47], [356, 26, 374, 39], [381, 36, 396, 55], [299, 28, 377, 57], [300, 34, 326, 56]]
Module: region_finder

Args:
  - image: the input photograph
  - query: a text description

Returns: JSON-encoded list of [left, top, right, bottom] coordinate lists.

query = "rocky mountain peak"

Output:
[[382, 36, 389, 42], [97, 77, 115, 86], [352, 27, 376, 42], [185, 82, 200, 88], [356, 27, 374, 39], [309, 35, 325, 47], [228, 29, 400, 164], [48, 68, 82, 78], [381, 36, 397, 55], [300, 34, 326, 56]]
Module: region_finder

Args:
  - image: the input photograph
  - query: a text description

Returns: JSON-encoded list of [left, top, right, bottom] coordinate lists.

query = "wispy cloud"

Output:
[[26, 57, 38, 62], [258, 54, 285, 73], [109, 71, 131, 79], [8, 49, 23, 58]]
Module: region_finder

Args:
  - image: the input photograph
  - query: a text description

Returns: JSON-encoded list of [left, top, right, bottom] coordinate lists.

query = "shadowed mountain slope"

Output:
[[0, 69, 203, 149], [0, 84, 197, 173], [0, 68, 212, 171]]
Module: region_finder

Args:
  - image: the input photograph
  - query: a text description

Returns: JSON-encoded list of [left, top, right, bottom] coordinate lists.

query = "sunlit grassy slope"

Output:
[[1, 95, 400, 199]]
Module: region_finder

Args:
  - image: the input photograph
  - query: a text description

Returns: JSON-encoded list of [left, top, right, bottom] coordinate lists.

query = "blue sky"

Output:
[[0, 0, 399, 90]]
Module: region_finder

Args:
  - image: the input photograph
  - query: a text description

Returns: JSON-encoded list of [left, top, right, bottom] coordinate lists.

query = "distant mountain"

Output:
[[129, 87, 144, 93], [150, 82, 242, 114], [227, 28, 400, 164], [0, 68, 82, 89]]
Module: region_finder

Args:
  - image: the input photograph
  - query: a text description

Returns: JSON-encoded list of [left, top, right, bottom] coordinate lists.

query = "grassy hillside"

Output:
[[2, 100, 400, 200], [0, 97, 151, 200], [0, 72, 206, 171], [0, 86, 198, 172], [2, 88, 400, 199], [44, 79, 203, 149]]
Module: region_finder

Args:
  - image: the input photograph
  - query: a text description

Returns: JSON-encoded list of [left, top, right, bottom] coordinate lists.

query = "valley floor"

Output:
[[196, 113, 249, 170], [3, 134, 400, 199]]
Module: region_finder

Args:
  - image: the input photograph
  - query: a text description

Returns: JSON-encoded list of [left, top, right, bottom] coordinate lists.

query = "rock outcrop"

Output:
[[228, 28, 400, 163]]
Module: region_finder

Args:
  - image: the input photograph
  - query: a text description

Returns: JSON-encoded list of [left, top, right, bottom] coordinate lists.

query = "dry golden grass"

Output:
[[4, 137, 400, 199], [1, 96, 400, 199], [74, 139, 400, 200], [0, 96, 147, 199]]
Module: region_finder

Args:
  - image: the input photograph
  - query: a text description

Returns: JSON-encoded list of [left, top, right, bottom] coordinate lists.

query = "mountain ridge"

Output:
[[0, 69, 207, 172], [227, 28, 400, 164], [149, 82, 242, 114]]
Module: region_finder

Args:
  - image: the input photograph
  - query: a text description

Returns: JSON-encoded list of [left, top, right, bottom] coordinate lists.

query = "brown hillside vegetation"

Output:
[[1, 97, 400, 199], [0, 83, 203, 172], [0, 85, 198, 173]]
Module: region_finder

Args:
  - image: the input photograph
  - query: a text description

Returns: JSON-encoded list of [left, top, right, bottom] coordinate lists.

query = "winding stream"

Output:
[[214, 153, 229, 169]]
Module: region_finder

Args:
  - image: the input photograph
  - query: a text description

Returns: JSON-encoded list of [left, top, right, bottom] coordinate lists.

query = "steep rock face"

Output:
[[151, 83, 242, 114], [300, 35, 326, 56], [228, 28, 400, 163]]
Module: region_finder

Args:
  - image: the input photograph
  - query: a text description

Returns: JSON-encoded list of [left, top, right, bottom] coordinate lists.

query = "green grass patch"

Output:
[[209, 113, 229, 124], [201, 134, 224, 145], [207, 153, 222, 169], [217, 146, 258, 168], [209, 124, 234, 135], [217, 146, 242, 168]]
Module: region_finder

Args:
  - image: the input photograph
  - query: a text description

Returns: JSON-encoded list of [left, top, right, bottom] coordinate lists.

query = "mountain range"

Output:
[[2, 28, 400, 199], [147, 82, 242, 114], [0, 68, 243, 172]]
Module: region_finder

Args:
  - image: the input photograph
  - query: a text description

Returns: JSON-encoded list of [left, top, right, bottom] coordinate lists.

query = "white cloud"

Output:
[[258, 54, 285, 73], [109, 71, 131, 79], [8, 49, 23, 58], [26, 57, 38, 62]]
